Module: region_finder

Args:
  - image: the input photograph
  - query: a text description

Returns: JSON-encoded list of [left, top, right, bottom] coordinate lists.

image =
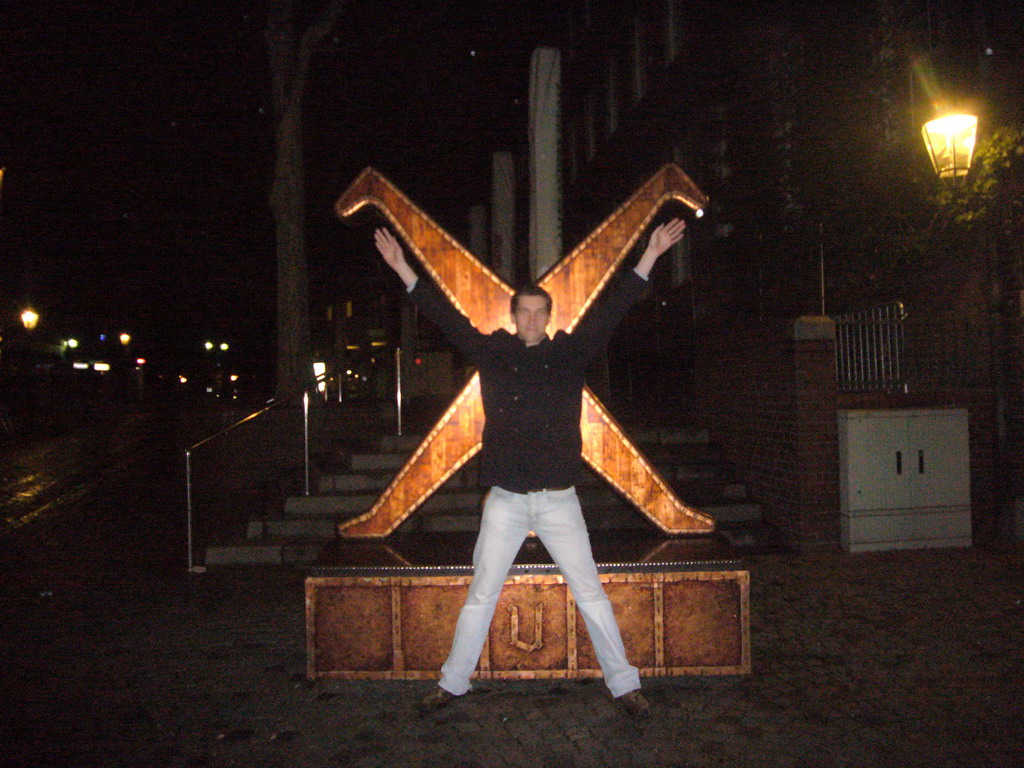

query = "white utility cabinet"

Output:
[[838, 409, 971, 552]]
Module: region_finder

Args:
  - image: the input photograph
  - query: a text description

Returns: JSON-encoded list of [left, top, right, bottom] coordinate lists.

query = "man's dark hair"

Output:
[[511, 285, 553, 315]]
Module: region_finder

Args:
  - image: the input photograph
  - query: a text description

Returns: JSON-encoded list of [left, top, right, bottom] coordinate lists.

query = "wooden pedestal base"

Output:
[[306, 563, 750, 680]]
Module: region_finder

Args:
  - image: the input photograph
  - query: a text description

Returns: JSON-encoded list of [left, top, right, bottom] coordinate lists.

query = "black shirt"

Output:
[[408, 270, 647, 493]]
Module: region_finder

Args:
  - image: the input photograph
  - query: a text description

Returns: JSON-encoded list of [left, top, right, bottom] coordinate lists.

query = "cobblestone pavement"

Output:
[[2, 413, 1023, 767]]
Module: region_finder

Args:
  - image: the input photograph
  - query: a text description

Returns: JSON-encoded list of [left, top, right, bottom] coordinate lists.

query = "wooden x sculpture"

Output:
[[335, 164, 714, 538]]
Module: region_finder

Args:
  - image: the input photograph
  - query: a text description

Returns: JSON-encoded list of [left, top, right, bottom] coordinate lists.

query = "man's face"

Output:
[[512, 295, 550, 347]]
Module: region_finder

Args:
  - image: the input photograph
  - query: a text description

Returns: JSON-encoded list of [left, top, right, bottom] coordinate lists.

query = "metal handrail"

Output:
[[185, 372, 326, 573]]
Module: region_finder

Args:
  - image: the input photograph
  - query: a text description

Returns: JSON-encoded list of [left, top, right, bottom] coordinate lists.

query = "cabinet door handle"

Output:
[[919, 450, 924, 474], [896, 451, 902, 474]]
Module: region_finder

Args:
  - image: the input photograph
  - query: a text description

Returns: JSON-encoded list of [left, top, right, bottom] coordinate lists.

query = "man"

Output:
[[374, 218, 686, 718]]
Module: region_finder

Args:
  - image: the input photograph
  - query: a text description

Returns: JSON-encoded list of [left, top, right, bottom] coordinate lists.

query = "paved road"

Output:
[[1, 411, 149, 535], [2, 410, 1023, 767]]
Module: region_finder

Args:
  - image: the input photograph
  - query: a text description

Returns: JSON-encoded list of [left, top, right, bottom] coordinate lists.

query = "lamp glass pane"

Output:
[[922, 115, 977, 179]]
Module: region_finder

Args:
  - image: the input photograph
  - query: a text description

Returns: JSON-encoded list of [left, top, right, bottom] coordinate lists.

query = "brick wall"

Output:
[[694, 316, 840, 552], [695, 314, 1002, 549]]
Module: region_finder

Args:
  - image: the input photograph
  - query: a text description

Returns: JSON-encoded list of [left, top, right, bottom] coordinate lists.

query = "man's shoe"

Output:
[[419, 686, 455, 712], [616, 689, 650, 719]]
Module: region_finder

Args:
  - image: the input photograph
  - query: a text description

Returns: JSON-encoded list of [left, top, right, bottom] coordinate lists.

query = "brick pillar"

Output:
[[789, 316, 840, 552]]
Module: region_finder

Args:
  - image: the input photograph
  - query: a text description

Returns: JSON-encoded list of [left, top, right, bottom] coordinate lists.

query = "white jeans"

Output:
[[438, 486, 641, 698]]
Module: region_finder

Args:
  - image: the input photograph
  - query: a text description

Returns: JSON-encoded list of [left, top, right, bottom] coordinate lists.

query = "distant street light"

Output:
[[219, 342, 229, 351], [922, 114, 978, 181], [20, 308, 39, 330], [119, 332, 131, 345]]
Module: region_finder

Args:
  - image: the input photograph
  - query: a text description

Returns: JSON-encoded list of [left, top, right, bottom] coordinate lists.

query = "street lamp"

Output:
[[921, 114, 978, 181], [20, 308, 39, 330]]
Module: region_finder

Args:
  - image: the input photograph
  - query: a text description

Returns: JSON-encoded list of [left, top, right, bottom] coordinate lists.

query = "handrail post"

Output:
[[186, 449, 193, 570], [396, 347, 403, 437], [186, 449, 206, 574], [303, 389, 311, 496]]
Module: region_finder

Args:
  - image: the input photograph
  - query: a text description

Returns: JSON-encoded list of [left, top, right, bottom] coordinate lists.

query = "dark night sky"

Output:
[[1, 0, 564, 359], [3, 0, 1020, 369]]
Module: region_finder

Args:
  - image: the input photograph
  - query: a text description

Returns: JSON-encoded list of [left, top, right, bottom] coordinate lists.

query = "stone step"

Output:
[[247, 518, 338, 539], [668, 463, 721, 482], [349, 453, 407, 471], [314, 467, 487, 493], [315, 465, 614, 493], [627, 425, 710, 445], [204, 537, 327, 566], [339, 425, 710, 454], [396, 498, 650, 534], [318, 440, 723, 493], [362, 495, 741, 529], [716, 521, 790, 554], [672, 481, 750, 505], [376, 434, 430, 452], [321, 452, 728, 488], [220, 415, 759, 562], [285, 493, 376, 516], [337, 432, 714, 470], [700, 501, 762, 524], [285, 484, 632, 518], [284, 473, 758, 515], [224, 500, 760, 562], [316, 472, 392, 493]]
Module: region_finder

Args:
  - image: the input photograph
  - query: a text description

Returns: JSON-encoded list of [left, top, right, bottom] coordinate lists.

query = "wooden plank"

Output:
[[307, 567, 750, 680]]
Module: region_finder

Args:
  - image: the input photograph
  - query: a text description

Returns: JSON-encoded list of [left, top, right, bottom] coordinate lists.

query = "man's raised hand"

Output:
[[375, 227, 405, 269], [374, 227, 417, 287], [646, 218, 686, 259], [634, 217, 687, 278]]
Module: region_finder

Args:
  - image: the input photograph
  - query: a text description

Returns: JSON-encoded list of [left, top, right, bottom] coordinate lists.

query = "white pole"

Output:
[[303, 390, 310, 496], [185, 450, 206, 574], [529, 47, 562, 281], [396, 347, 403, 437]]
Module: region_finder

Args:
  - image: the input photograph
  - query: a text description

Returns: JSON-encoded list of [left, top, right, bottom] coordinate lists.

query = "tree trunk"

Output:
[[270, 105, 312, 397], [266, 0, 346, 397]]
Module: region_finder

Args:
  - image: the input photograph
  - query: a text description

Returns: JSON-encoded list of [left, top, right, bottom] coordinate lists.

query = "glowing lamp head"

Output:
[[695, 209, 704, 219], [922, 114, 977, 181], [21, 309, 39, 330], [119, 333, 131, 345]]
